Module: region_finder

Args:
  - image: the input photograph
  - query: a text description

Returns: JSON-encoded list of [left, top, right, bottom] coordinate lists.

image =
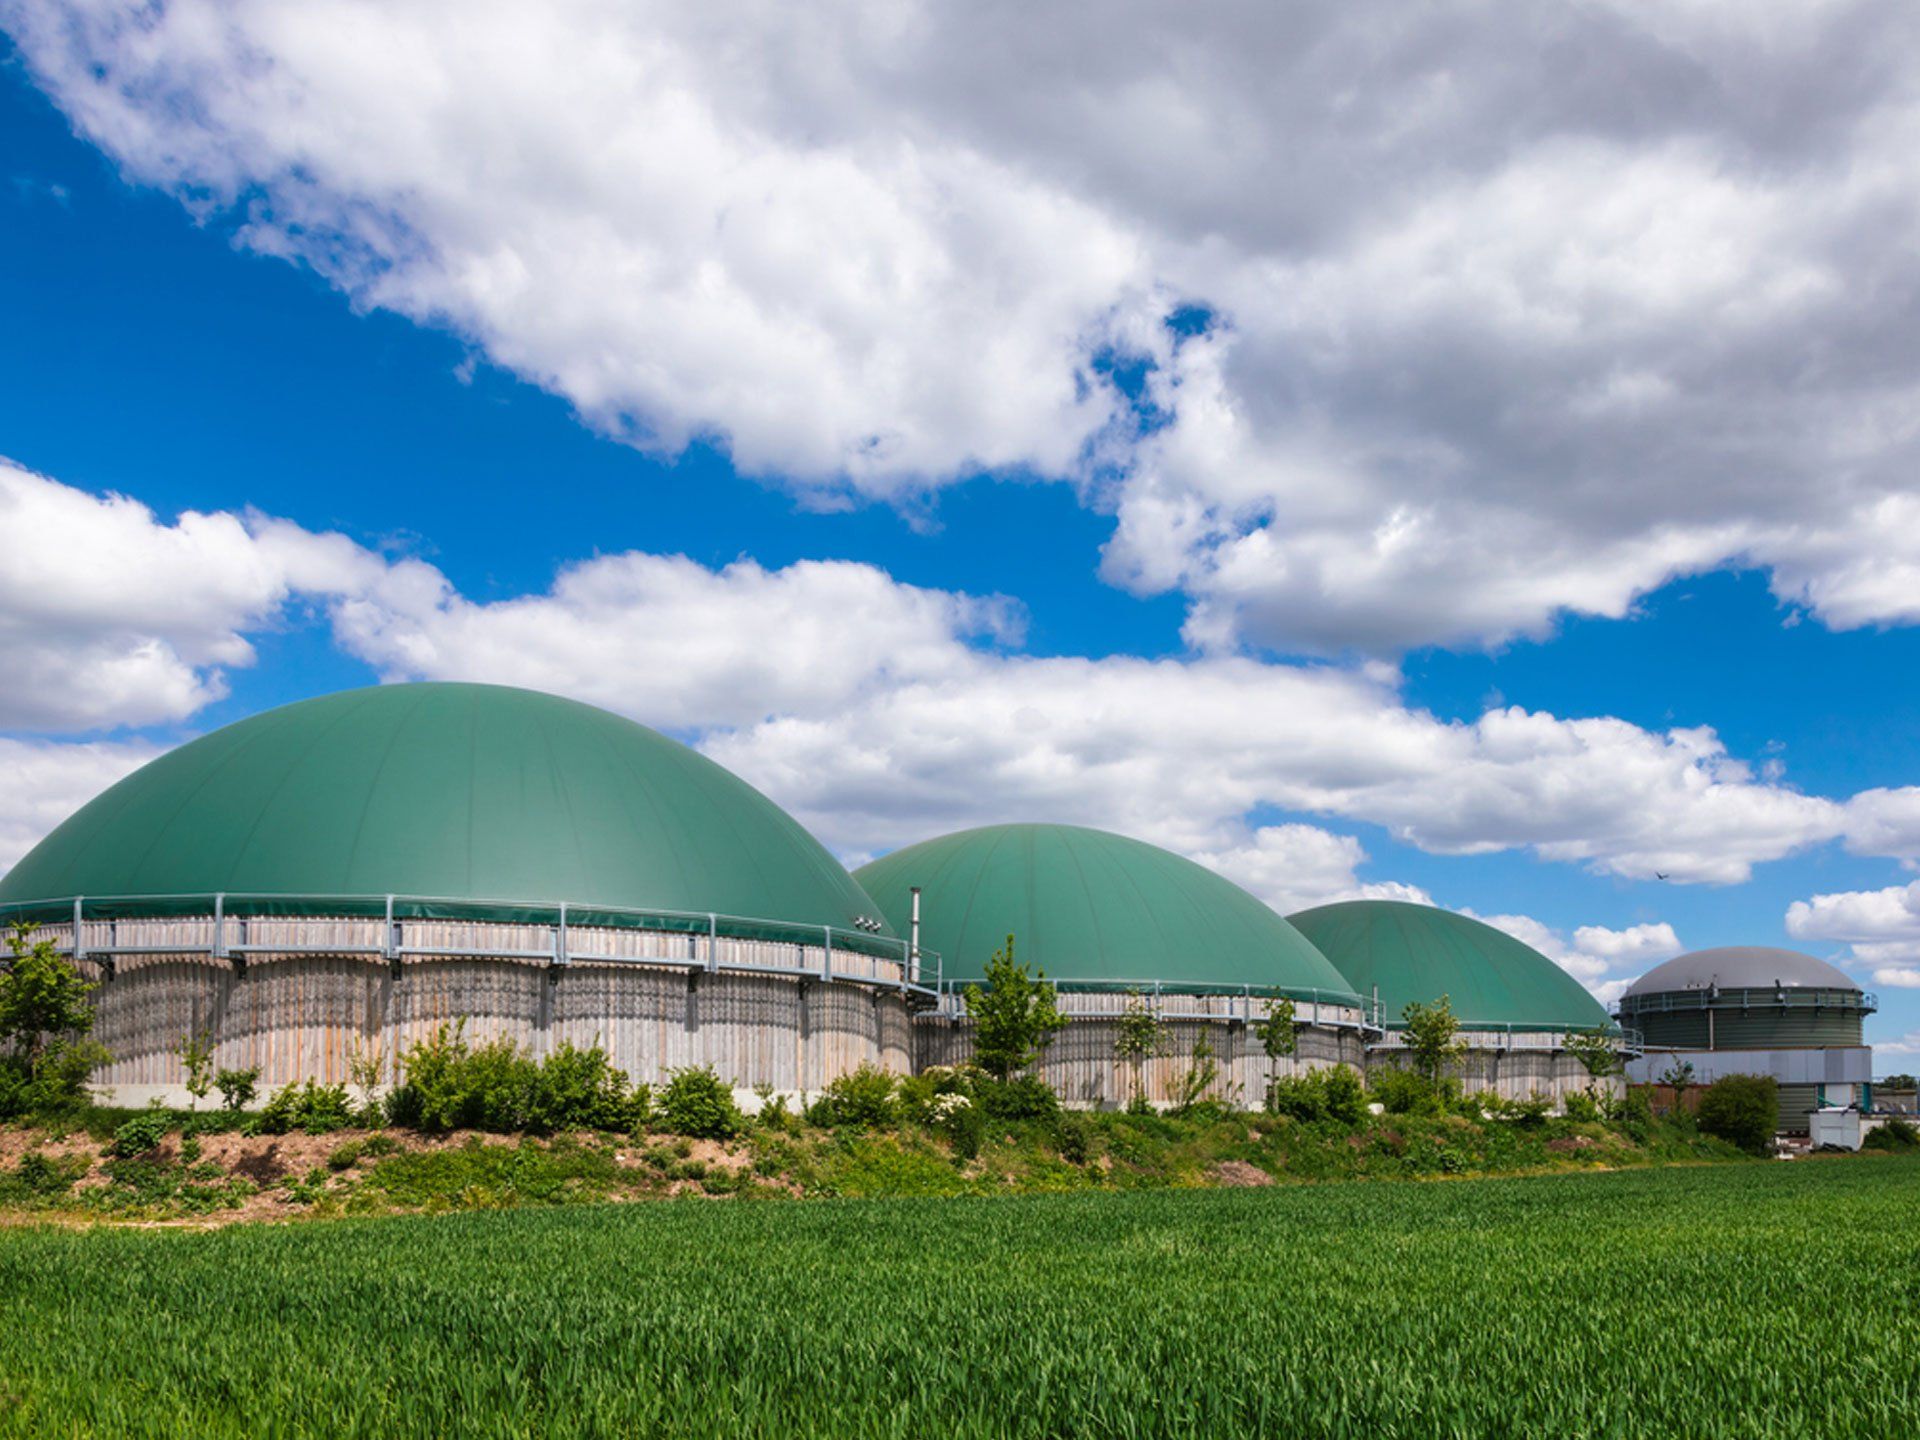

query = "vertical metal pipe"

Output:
[[909, 886, 922, 986]]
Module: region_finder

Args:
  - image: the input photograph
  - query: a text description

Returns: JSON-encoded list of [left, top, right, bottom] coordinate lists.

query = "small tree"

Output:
[[346, 1036, 387, 1120], [215, 1067, 260, 1113], [1252, 995, 1297, 1087], [1170, 1031, 1220, 1115], [963, 935, 1066, 1081], [176, 1029, 215, 1112], [0, 921, 110, 1117], [1656, 1058, 1696, 1115], [1113, 991, 1166, 1109], [1564, 1026, 1622, 1106], [1400, 995, 1467, 1090]]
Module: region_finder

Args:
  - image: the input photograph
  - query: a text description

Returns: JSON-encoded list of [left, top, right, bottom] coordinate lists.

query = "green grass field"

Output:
[[2, 1158, 1916, 1438]]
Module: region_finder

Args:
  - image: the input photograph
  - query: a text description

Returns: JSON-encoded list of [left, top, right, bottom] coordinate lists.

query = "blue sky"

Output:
[[5, 9, 1920, 1066]]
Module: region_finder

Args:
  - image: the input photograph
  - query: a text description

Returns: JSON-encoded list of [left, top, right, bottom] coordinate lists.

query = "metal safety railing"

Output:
[[1616, 986, 1877, 1017], [923, 978, 1383, 1034], [0, 891, 949, 1003], [1366, 1020, 1644, 1057]]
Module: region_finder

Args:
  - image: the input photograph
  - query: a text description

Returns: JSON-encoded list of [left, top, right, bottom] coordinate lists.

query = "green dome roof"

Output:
[[1286, 900, 1609, 1032], [854, 824, 1359, 1002], [0, 683, 890, 940]]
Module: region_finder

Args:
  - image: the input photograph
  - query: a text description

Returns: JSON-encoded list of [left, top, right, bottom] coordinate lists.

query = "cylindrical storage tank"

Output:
[[1287, 899, 1624, 1104], [0, 683, 912, 1104], [854, 824, 1369, 1109], [1616, 947, 1876, 1132]]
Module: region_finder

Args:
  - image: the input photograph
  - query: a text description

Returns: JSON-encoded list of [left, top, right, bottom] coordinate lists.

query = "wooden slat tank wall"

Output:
[[1366, 1032, 1625, 1103], [49, 915, 912, 1097], [915, 996, 1370, 1109]]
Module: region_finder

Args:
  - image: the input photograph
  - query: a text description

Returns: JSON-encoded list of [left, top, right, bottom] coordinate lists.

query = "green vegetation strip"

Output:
[[3, 1159, 1917, 1438]]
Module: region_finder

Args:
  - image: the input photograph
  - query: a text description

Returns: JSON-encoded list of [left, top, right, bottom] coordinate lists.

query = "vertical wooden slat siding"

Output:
[[68, 913, 914, 1094], [40, 912, 1613, 1105]]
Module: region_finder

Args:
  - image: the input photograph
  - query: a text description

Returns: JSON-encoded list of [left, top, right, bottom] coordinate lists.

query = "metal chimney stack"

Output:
[[909, 886, 922, 985]]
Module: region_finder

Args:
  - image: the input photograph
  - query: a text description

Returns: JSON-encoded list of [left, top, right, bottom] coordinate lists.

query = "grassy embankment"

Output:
[[0, 1096, 1752, 1222]]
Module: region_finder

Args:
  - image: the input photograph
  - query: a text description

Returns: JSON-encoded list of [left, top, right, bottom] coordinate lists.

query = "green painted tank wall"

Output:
[[1634, 1004, 1865, 1051]]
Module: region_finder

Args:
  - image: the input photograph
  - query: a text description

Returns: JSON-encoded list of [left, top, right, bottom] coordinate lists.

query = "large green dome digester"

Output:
[[1287, 900, 1609, 1031], [854, 823, 1359, 1002], [0, 683, 891, 942]]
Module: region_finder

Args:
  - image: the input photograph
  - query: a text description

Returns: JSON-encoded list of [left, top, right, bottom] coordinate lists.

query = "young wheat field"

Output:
[[2, 1158, 1916, 1439]]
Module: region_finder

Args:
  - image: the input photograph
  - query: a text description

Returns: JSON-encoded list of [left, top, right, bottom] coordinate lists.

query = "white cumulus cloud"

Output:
[[15, 3, 1920, 653], [0, 458, 400, 731], [0, 736, 161, 875]]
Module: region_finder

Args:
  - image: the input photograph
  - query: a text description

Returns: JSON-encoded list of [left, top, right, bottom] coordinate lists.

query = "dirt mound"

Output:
[[1210, 1160, 1273, 1187]]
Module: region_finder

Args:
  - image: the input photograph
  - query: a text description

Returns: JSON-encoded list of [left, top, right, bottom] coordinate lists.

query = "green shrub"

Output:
[[1607, 1087, 1655, 1142], [1322, 1066, 1368, 1125], [529, 1041, 647, 1134], [1516, 1094, 1553, 1126], [813, 1064, 899, 1130], [1368, 1066, 1438, 1116], [1862, 1116, 1919, 1152], [328, 1140, 365, 1171], [387, 1024, 646, 1135], [258, 1081, 355, 1136], [1055, 1114, 1091, 1165], [215, 1067, 260, 1112], [927, 1092, 982, 1158], [659, 1066, 742, 1139], [1266, 1066, 1368, 1126], [0, 1150, 89, 1204], [755, 1094, 796, 1132], [973, 1074, 1058, 1122], [110, 1109, 171, 1158], [0, 922, 111, 1121], [1697, 1075, 1778, 1155], [1563, 1090, 1601, 1123]]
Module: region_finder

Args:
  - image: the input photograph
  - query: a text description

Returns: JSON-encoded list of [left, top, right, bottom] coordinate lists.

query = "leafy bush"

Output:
[[1696, 1074, 1778, 1155], [896, 1065, 971, 1123], [1862, 1116, 1919, 1152], [387, 1024, 647, 1135], [973, 1074, 1059, 1122], [1563, 1090, 1602, 1123], [1266, 1066, 1367, 1126], [1322, 1066, 1368, 1125], [110, 1109, 171, 1158], [1607, 1087, 1655, 1141], [259, 1081, 355, 1136], [658, 1066, 742, 1139], [0, 922, 111, 1121], [812, 1064, 899, 1130], [929, 1092, 983, 1158], [1368, 1065, 1439, 1116], [755, 1094, 797, 1133], [1054, 1113, 1091, 1165], [0, 1150, 90, 1205], [215, 1067, 260, 1112], [529, 1041, 648, 1134]]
